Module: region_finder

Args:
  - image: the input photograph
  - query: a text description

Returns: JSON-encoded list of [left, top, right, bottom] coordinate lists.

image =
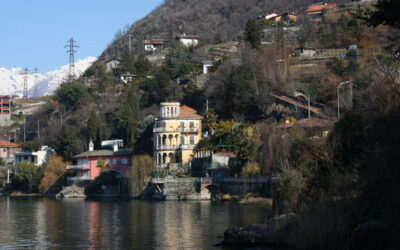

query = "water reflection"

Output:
[[0, 197, 268, 249]]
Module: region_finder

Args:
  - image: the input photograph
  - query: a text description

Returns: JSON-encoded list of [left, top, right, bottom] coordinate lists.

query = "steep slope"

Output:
[[101, 0, 348, 60], [0, 57, 97, 97]]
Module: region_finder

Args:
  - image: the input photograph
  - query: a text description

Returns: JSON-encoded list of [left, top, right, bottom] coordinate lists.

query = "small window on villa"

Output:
[[2, 149, 6, 152], [111, 158, 117, 165], [180, 136, 185, 145], [121, 158, 128, 165], [180, 121, 184, 128], [190, 121, 194, 128], [190, 136, 195, 145]]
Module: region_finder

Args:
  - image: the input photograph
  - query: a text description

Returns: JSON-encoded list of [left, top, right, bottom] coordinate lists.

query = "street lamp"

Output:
[[337, 80, 351, 120], [294, 91, 311, 119]]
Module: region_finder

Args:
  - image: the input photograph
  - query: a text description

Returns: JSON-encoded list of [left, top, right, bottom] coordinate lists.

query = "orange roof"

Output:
[[277, 118, 332, 129], [0, 140, 19, 147], [177, 105, 203, 119], [305, 3, 337, 13]]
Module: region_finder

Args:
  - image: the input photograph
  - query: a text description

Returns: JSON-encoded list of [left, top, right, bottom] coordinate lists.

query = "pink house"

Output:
[[66, 141, 133, 182], [0, 140, 20, 164]]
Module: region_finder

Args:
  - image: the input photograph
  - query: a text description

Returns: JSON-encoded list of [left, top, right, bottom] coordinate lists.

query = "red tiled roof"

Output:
[[277, 118, 332, 129], [177, 105, 203, 119], [0, 140, 19, 147], [143, 39, 165, 45], [305, 3, 337, 13]]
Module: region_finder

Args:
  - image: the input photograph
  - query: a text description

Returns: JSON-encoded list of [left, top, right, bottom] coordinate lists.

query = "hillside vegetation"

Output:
[[101, 0, 348, 60]]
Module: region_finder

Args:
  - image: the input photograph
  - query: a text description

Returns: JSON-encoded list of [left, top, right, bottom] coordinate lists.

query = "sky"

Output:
[[0, 0, 163, 73]]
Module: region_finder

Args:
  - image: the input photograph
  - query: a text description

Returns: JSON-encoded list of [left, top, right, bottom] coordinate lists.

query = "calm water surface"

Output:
[[0, 197, 271, 249]]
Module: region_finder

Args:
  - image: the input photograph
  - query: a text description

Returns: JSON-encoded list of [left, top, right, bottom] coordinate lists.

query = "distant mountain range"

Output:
[[0, 57, 97, 97]]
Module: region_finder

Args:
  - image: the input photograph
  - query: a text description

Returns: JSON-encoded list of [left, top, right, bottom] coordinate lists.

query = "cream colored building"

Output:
[[153, 102, 203, 169]]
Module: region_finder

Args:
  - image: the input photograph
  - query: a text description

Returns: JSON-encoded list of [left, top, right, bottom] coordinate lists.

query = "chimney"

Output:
[[89, 140, 94, 151], [113, 142, 118, 152]]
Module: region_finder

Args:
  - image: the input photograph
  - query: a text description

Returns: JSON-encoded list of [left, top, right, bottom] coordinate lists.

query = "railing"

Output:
[[67, 176, 93, 182], [66, 164, 90, 170], [154, 144, 196, 151], [153, 127, 199, 133], [154, 145, 180, 151]]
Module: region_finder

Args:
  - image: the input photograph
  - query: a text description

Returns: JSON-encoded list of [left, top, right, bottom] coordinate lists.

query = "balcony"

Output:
[[67, 176, 93, 183], [180, 144, 196, 150], [154, 145, 180, 151], [153, 127, 199, 133], [66, 164, 90, 170]]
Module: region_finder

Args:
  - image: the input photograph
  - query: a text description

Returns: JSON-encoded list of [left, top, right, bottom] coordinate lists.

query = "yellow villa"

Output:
[[153, 102, 203, 170]]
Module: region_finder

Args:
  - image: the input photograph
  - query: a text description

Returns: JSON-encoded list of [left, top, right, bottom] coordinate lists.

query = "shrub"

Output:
[[241, 162, 261, 177], [38, 155, 69, 194], [13, 161, 43, 193], [129, 154, 155, 197]]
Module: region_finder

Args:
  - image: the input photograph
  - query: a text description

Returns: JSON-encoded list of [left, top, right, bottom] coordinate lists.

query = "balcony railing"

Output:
[[66, 164, 90, 170], [153, 127, 199, 133], [67, 176, 93, 182], [154, 145, 180, 151], [154, 144, 196, 151]]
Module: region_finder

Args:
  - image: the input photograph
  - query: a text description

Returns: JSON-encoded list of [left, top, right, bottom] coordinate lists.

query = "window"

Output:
[[180, 136, 185, 145], [190, 136, 195, 145], [111, 158, 117, 165], [190, 121, 194, 128], [121, 158, 129, 165], [180, 121, 184, 128], [2, 149, 6, 152]]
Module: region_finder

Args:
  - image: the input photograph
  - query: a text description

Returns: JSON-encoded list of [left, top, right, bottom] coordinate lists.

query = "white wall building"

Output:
[[105, 58, 121, 73], [176, 34, 199, 47], [15, 145, 53, 166]]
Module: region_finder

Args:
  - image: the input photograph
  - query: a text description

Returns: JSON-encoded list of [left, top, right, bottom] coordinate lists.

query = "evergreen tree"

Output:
[[54, 126, 77, 162], [134, 55, 151, 77], [87, 111, 103, 149], [244, 19, 261, 49], [365, 0, 400, 29], [120, 51, 135, 73], [115, 86, 140, 150]]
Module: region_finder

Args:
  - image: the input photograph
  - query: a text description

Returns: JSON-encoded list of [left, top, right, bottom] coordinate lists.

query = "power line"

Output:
[[65, 38, 79, 82]]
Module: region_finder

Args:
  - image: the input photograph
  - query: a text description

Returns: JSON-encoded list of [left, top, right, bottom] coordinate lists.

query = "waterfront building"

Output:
[[66, 140, 132, 182], [0, 140, 20, 164], [15, 145, 53, 166], [153, 102, 203, 170]]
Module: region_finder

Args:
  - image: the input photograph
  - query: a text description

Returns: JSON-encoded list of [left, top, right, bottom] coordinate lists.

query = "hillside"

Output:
[[100, 0, 349, 60]]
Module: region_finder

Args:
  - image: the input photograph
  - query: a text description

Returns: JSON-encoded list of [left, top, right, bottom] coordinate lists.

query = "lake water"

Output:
[[0, 197, 271, 249]]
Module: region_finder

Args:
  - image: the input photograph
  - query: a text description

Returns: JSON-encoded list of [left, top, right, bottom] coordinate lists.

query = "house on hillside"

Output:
[[176, 34, 199, 47], [292, 46, 317, 57], [66, 140, 133, 183], [305, 2, 337, 21], [105, 58, 121, 73], [143, 39, 166, 53], [0, 140, 20, 164], [0, 95, 15, 127], [119, 72, 136, 84], [15, 145, 53, 166], [277, 118, 333, 138], [202, 61, 214, 74], [153, 102, 203, 172], [261, 12, 297, 24]]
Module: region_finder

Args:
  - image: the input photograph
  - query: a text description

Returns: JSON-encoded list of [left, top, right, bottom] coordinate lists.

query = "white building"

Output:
[[202, 61, 214, 74], [176, 34, 199, 47], [105, 58, 121, 73], [143, 39, 166, 52], [15, 145, 53, 166]]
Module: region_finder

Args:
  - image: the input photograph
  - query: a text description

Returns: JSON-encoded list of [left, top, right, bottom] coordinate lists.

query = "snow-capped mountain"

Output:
[[0, 57, 97, 97]]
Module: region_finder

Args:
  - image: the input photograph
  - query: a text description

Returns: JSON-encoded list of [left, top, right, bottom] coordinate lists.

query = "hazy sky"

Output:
[[0, 0, 163, 73]]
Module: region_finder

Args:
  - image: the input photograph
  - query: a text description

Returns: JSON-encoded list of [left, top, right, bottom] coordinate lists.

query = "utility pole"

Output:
[[23, 68, 29, 99], [23, 116, 26, 143], [128, 34, 133, 52], [65, 38, 79, 82], [37, 119, 40, 140], [33, 68, 39, 97]]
